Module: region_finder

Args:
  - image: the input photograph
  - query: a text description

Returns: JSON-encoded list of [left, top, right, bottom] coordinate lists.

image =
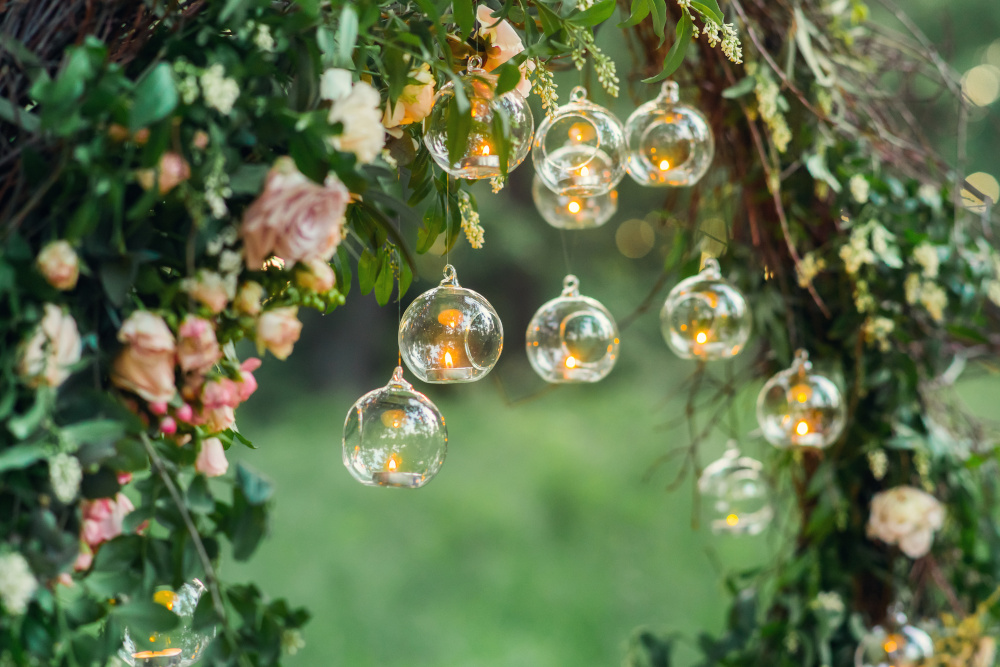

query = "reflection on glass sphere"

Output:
[[855, 609, 934, 667], [697, 443, 773, 535], [532, 86, 627, 196], [423, 58, 533, 179], [756, 349, 847, 449], [120, 580, 214, 666], [342, 366, 448, 488], [531, 174, 618, 229], [526, 275, 620, 383], [660, 258, 752, 360], [625, 81, 714, 187], [399, 264, 503, 383]]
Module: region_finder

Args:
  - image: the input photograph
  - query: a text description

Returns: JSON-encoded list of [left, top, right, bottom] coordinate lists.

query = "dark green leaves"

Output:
[[619, 0, 651, 28], [690, 0, 725, 25], [494, 63, 522, 97], [454, 0, 476, 37], [642, 13, 694, 82], [111, 601, 180, 636], [567, 0, 617, 26], [236, 463, 274, 506], [130, 63, 178, 131]]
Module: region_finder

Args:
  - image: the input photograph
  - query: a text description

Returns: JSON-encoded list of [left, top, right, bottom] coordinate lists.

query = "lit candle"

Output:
[[571, 164, 600, 188], [789, 383, 812, 404], [795, 420, 810, 436], [726, 513, 739, 527], [565, 355, 577, 369], [458, 139, 499, 171], [659, 159, 670, 170], [567, 200, 582, 214], [371, 454, 424, 487]]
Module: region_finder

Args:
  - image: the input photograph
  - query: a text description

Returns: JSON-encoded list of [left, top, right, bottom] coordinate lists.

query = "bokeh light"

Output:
[[962, 64, 1000, 106], [615, 218, 655, 258], [962, 172, 1000, 213]]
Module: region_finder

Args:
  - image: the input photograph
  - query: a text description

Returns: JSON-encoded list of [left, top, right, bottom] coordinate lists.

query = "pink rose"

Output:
[[136, 152, 191, 195], [202, 378, 241, 409], [196, 437, 229, 477], [382, 64, 436, 129], [239, 157, 349, 269], [295, 258, 336, 293], [17, 304, 82, 388], [73, 543, 93, 572], [81, 494, 135, 548], [183, 271, 232, 314], [110, 311, 176, 403], [177, 316, 222, 374], [476, 6, 525, 71], [36, 240, 80, 291], [236, 358, 261, 402], [255, 307, 302, 360], [200, 405, 236, 433]]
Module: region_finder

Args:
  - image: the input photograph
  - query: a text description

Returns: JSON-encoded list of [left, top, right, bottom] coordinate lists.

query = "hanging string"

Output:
[[445, 175, 451, 270], [396, 217, 403, 369], [560, 228, 572, 275]]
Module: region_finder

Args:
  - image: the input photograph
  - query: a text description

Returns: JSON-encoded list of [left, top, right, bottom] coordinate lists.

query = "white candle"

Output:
[[371, 471, 425, 487]]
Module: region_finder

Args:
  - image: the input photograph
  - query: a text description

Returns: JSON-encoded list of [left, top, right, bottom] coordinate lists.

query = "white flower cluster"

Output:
[[200, 64, 241, 115], [849, 174, 870, 203], [254, 24, 275, 52], [839, 227, 876, 275], [205, 154, 233, 219], [0, 552, 38, 615], [568, 27, 619, 97], [703, 20, 743, 64], [912, 242, 940, 278], [749, 64, 791, 152], [867, 485, 944, 559], [322, 69, 386, 164], [867, 448, 888, 480], [796, 252, 826, 287], [49, 452, 82, 503], [529, 57, 559, 119], [839, 220, 899, 276], [811, 591, 845, 615], [905, 273, 948, 322], [458, 191, 485, 249], [862, 315, 895, 352]]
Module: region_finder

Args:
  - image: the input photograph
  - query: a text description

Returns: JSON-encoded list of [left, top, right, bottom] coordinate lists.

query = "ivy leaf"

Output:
[[130, 63, 178, 131], [643, 14, 693, 82], [453, 0, 476, 38], [618, 0, 651, 28], [566, 0, 616, 26]]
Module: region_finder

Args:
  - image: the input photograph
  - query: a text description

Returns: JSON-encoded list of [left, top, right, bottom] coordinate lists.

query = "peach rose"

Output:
[[17, 304, 82, 388], [329, 80, 386, 164], [36, 241, 80, 291], [239, 158, 349, 269], [177, 316, 222, 374], [295, 258, 336, 293], [200, 405, 236, 433], [477, 6, 525, 71], [235, 281, 265, 316], [136, 152, 191, 195], [517, 59, 535, 98], [255, 306, 302, 360], [202, 378, 241, 409], [382, 64, 436, 129], [110, 311, 176, 403], [196, 437, 229, 477], [183, 270, 232, 314]]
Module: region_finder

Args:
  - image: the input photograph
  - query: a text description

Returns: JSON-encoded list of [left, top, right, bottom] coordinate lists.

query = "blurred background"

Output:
[[227, 2, 999, 665]]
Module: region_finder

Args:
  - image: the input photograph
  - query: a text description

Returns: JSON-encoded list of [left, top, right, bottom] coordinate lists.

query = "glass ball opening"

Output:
[[756, 350, 847, 449], [526, 275, 620, 383], [532, 87, 627, 196], [531, 174, 618, 229], [399, 266, 503, 383], [342, 367, 448, 488], [625, 81, 715, 187], [120, 580, 214, 667], [660, 260, 752, 361], [697, 446, 773, 536], [855, 623, 934, 667], [423, 68, 533, 179]]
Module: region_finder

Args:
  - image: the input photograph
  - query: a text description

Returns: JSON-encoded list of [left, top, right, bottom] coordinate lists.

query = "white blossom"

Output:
[[912, 242, 940, 278], [867, 486, 944, 559], [254, 25, 275, 52], [458, 191, 485, 249], [862, 316, 894, 352], [839, 228, 875, 275], [49, 453, 82, 503], [320, 68, 352, 102], [200, 64, 240, 115], [849, 174, 869, 203], [0, 552, 38, 615], [867, 449, 888, 480], [811, 591, 845, 615], [328, 81, 385, 164], [919, 282, 947, 322], [796, 252, 825, 287]]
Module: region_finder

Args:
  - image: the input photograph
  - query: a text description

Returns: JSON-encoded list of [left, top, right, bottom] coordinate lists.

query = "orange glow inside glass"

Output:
[[795, 421, 810, 436], [565, 355, 577, 369], [133, 649, 182, 659], [437, 309, 463, 329]]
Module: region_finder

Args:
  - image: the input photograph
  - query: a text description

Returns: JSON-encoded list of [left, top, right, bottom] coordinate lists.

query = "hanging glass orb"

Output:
[[120, 580, 214, 666], [855, 608, 934, 667], [342, 366, 447, 488], [624, 81, 715, 187], [423, 56, 533, 179], [531, 86, 627, 197], [531, 174, 618, 229], [526, 275, 620, 383], [399, 264, 503, 383], [756, 349, 847, 449], [661, 258, 752, 360], [697, 443, 773, 535]]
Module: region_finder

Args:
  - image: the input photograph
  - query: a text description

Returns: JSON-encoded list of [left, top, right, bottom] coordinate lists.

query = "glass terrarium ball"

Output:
[[423, 58, 533, 180], [532, 86, 627, 197], [399, 264, 503, 383], [342, 367, 447, 489], [526, 275, 620, 383], [625, 81, 714, 187], [531, 174, 618, 229], [661, 258, 752, 360], [855, 615, 934, 667], [120, 580, 214, 666], [756, 350, 847, 449], [697, 444, 773, 535]]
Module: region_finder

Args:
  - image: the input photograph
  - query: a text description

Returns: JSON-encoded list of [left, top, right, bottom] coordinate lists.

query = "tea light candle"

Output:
[[370, 456, 425, 487]]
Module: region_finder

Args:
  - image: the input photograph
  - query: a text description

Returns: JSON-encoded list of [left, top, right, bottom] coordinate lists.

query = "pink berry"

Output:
[[149, 401, 168, 416], [160, 417, 177, 435], [176, 404, 194, 423]]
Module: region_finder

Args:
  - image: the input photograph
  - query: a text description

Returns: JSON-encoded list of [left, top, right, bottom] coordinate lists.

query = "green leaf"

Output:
[[643, 14, 693, 83], [535, 2, 563, 35], [236, 462, 274, 506], [0, 442, 47, 473], [690, 0, 725, 25], [186, 475, 215, 514], [8, 387, 53, 439], [92, 536, 141, 572], [63, 420, 126, 448], [454, 0, 476, 37], [130, 63, 178, 131], [337, 4, 360, 64], [618, 0, 651, 28], [229, 164, 270, 195], [111, 601, 180, 635], [0, 98, 40, 133], [446, 86, 473, 168], [373, 257, 394, 306], [357, 249, 378, 295], [494, 63, 522, 97], [721, 76, 756, 99], [649, 0, 667, 39], [567, 0, 616, 26], [399, 260, 413, 298]]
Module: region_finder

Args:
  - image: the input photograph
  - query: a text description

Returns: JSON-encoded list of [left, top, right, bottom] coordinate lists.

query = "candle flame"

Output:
[[565, 355, 577, 369], [884, 639, 898, 653], [567, 200, 581, 214], [481, 144, 491, 155], [580, 166, 589, 177], [796, 421, 810, 436], [388, 456, 398, 472], [695, 331, 708, 344], [133, 650, 183, 659], [726, 514, 739, 526], [791, 383, 812, 403], [443, 350, 454, 368], [659, 159, 670, 170]]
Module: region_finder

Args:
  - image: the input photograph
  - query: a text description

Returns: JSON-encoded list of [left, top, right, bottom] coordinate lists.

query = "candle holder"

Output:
[[855, 606, 934, 667], [531, 174, 618, 229], [660, 258, 752, 361], [526, 275, 620, 383], [697, 442, 773, 536], [399, 264, 503, 384], [342, 366, 447, 488], [120, 580, 214, 667], [624, 81, 715, 187], [531, 86, 626, 196], [423, 57, 533, 179], [756, 349, 847, 449]]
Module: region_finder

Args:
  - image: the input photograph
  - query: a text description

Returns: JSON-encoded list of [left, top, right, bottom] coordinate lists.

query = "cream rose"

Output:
[[255, 306, 302, 360], [329, 80, 386, 164], [320, 68, 353, 102], [36, 241, 79, 291], [196, 437, 229, 477], [183, 270, 232, 314], [17, 304, 82, 388], [239, 157, 349, 269], [136, 152, 191, 195], [477, 6, 525, 71], [110, 311, 176, 403], [866, 486, 945, 559], [177, 316, 222, 374], [235, 281, 265, 316], [382, 65, 436, 130], [295, 258, 336, 293]]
